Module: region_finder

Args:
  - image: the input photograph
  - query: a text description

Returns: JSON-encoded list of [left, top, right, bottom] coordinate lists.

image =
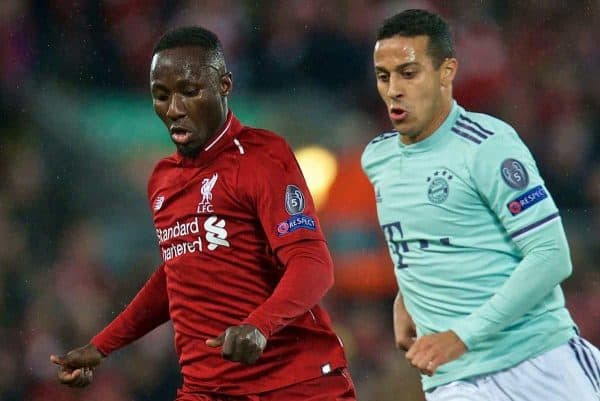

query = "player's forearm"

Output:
[[242, 240, 334, 338], [394, 290, 406, 311], [450, 220, 572, 349], [91, 264, 170, 356], [394, 290, 410, 324]]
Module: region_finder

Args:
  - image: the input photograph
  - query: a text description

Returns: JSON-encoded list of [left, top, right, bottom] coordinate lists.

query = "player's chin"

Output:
[[176, 142, 202, 158], [391, 120, 411, 133]]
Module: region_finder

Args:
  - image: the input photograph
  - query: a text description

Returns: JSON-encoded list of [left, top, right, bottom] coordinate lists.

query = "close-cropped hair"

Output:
[[377, 9, 455, 68], [153, 26, 222, 55], [152, 26, 227, 72]]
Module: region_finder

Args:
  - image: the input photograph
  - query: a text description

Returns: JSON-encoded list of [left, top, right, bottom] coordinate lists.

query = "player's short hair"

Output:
[[152, 26, 227, 72], [377, 9, 454, 69]]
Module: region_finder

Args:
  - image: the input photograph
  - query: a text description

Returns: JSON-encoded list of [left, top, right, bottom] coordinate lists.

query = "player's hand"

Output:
[[205, 324, 267, 364], [50, 343, 104, 387], [394, 295, 417, 351], [405, 330, 466, 376]]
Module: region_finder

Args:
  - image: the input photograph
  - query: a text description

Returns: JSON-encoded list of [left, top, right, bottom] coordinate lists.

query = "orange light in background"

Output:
[[295, 146, 338, 211]]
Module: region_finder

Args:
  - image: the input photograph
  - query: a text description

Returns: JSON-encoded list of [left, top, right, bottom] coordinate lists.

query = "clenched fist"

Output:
[[206, 324, 267, 364]]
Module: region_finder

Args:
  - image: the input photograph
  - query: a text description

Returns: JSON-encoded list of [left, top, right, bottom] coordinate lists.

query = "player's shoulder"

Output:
[[450, 109, 522, 154], [236, 125, 296, 167], [150, 153, 179, 175], [239, 126, 290, 150], [361, 131, 399, 169], [147, 153, 179, 194]]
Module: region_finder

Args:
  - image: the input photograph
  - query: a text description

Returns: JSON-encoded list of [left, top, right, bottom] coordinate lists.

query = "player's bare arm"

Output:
[[393, 290, 416, 351], [50, 343, 103, 387], [206, 324, 267, 364]]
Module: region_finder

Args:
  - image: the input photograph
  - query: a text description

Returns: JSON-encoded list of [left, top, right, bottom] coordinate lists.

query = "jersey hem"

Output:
[[180, 360, 348, 395], [422, 328, 575, 391]]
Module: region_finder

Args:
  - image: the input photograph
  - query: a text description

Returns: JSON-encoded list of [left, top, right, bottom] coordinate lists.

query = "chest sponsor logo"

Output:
[[285, 185, 305, 215], [426, 170, 453, 204], [501, 158, 529, 189], [506, 185, 548, 215], [156, 215, 230, 261], [381, 220, 452, 269], [153, 195, 165, 211], [197, 173, 218, 214], [276, 214, 316, 236]]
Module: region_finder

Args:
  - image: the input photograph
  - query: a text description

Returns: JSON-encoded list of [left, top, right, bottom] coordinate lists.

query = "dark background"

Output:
[[1, 1, 599, 400]]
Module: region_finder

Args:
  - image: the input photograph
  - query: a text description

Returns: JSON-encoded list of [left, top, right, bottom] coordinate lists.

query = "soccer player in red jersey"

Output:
[[50, 26, 356, 401]]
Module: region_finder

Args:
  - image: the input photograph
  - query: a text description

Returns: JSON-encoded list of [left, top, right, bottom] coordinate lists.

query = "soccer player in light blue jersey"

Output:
[[362, 9, 600, 401]]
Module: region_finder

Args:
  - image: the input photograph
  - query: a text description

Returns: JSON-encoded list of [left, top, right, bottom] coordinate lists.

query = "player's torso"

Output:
[[152, 154, 268, 263], [364, 108, 576, 390], [375, 145, 510, 267], [148, 127, 348, 393], [149, 149, 280, 335], [367, 133, 522, 327]]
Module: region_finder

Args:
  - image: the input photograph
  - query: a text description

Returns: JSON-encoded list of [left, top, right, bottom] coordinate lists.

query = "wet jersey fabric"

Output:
[[93, 112, 347, 395], [362, 101, 575, 390]]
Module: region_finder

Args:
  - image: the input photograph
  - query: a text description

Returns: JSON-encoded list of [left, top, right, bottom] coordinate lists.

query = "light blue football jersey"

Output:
[[362, 101, 576, 390]]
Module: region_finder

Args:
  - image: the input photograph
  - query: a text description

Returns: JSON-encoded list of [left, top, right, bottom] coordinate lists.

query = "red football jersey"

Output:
[[93, 112, 348, 395]]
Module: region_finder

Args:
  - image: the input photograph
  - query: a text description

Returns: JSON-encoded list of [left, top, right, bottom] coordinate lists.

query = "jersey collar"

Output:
[[398, 100, 460, 154], [174, 110, 243, 167]]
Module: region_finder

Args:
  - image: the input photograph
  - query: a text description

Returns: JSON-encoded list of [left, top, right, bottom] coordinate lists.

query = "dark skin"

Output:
[[49, 45, 267, 388], [150, 46, 231, 157]]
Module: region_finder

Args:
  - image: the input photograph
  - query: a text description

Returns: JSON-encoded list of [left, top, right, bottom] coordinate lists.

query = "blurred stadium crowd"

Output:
[[1, 1, 599, 400]]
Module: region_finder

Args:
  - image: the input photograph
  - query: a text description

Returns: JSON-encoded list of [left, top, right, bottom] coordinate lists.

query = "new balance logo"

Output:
[[154, 195, 165, 211]]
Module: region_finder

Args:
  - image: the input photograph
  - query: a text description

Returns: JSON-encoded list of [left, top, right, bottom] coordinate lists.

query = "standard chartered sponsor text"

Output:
[[157, 216, 230, 261], [156, 217, 200, 243]]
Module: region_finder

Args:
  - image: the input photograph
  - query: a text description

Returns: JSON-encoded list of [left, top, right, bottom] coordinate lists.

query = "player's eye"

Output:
[[182, 87, 200, 97], [152, 91, 169, 101], [402, 70, 417, 79], [376, 73, 389, 82]]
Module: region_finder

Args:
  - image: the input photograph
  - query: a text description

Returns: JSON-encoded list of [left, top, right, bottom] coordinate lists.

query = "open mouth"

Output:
[[389, 107, 408, 121], [170, 128, 193, 145]]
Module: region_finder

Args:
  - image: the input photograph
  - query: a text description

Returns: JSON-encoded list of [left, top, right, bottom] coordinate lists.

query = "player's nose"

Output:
[[386, 74, 405, 99], [166, 93, 186, 120]]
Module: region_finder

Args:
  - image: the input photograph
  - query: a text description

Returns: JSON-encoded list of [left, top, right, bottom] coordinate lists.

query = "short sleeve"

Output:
[[245, 139, 326, 252], [468, 129, 560, 241]]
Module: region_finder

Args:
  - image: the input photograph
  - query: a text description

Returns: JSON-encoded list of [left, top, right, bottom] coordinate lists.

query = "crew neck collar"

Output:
[[174, 110, 242, 167]]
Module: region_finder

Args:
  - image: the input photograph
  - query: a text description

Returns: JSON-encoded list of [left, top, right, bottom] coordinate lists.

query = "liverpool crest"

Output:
[[197, 173, 218, 213]]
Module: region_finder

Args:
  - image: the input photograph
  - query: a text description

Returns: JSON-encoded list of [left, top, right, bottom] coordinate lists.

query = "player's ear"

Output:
[[220, 72, 232, 96], [440, 58, 458, 88]]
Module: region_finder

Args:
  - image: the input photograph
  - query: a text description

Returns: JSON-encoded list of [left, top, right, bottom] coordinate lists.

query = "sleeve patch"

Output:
[[506, 185, 548, 215], [285, 185, 306, 215], [276, 214, 316, 236], [501, 158, 529, 189]]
